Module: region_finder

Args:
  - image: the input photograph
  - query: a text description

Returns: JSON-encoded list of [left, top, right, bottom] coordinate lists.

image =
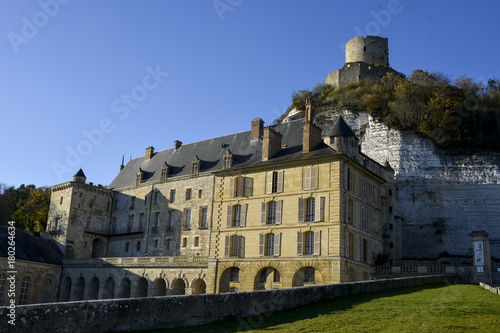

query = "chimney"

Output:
[[174, 140, 182, 150], [145, 146, 155, 160], [251, 118, 264, 141], [262, 126, 282, 161], [303, 99, 322, 152]]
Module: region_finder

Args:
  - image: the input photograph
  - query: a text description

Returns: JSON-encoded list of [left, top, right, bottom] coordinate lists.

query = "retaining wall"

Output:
[[480, 282, 500, 295], [1, 275, 448, 333]]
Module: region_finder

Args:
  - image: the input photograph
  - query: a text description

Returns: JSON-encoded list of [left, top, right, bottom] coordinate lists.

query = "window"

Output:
[[60, 196, 63, 205], [304, 267, 315, 283], [106, 201, 110, 212], [200, 207, 208, 228], [304, 166, 318, 190], [138, 213, 145, 230], [52, 218, 60, 231], [124, 242, 129, 252], [347, 168, 354, 192], [192, 159, 200, 175], [136, 172, 142, 186], [161, 165, 168, 181], [127, 215, 134, 232], [89, 199, 93, 208], [229, 267, 239, 282], [184, 209, 191, 229], [348, 233, 354, 258], [182, 237, 187, 247], [229, 175, 253, 197], [136, 241, 141, 252], [261, 200, 282, 225], [19, 276, 31, 305], [130, 196, 135, 209], [194, 236, 200, 247], [227, 204, 247, 227], [153, 212, 160, 231], [361, 206, 367, 230], [185, 189, 192, 200], [167, 210, 175, 231], [155, 192, 160, 205], [362, 239, 368, 263], [154, 239, 159, 248], [170, 189, 176, 203], [198, 189, 203, 198], [0, 273, 6, 306], [347, 199, 353, 224], [259, 233, 281, 256], [113, 199, 118, 211], [297, 230, 321, 255], [165, 238, 171, 249], [267, 170, 284, 194], [361, 176, 368, 199], [224, 234, 245, 257], [298, 197, 325, 222], [111, 218, 117, 233]]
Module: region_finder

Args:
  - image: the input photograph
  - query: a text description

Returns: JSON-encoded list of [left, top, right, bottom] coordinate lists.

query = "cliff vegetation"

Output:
[[280, 70, 500, 151]]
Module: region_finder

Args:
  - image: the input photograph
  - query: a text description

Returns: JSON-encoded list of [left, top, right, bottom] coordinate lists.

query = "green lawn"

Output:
[[147, 284, 500, 333]]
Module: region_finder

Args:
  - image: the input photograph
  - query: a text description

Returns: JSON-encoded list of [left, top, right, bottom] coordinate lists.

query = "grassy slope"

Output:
[[146, 284, 500, 333]]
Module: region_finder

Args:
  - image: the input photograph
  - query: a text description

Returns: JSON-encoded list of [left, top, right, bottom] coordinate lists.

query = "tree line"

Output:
[[285, 70, 500, 151], [0, 183, 50, 233]]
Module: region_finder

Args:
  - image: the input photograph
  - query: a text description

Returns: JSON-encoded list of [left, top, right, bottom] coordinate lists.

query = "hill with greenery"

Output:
[[280, 70, 500, 152]]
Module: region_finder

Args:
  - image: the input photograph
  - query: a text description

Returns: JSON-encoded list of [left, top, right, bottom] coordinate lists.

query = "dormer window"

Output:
[[135, 170, 142, 186], [192, 156, 200, 175], [161, 163, 169, 181], [223, 150, 233, 169]]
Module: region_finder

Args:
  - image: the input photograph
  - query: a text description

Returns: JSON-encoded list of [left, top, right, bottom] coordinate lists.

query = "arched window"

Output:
[[135, 278, 148, 298], [60, 276, 71, 302], [118, 278, 131, 298], [89, 277, 99, 300], [19, 276, 31, 305], [103, 277, 115, 299], [92, 238, 102, 258], [75, 277, 85, 301]]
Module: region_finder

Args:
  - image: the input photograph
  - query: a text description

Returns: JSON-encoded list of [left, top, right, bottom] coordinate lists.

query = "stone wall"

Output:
[[0, 275, 448, 333]]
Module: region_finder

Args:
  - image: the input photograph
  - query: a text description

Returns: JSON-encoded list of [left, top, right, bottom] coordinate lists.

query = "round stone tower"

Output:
[[345, 36, 389, 67]]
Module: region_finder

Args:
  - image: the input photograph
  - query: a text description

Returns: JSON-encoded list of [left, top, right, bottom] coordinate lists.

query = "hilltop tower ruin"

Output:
[[326, 36, 402, 89]]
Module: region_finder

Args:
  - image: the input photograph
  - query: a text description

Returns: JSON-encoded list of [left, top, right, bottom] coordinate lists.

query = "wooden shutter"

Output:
[[227, 205, 232, 227], [304, 167, 311, 190], [276, 200, 283, 224], [261, 201, 267, 225], [237, 175, 245, 197], [298, 198, 305, 222], [232, 234, 240, 257], [267, 171, 273, 194], [241, 204, 248, 227], [353, 201, 358, 226], [259, 233, 265, 256], [224, 235, 230, 257], [239, 236, 245, 258], [229, 177, 235, 198], [274, 232, 281, 256], [277, 170, 284, 193], [314, 230, 321, 255], [310, 166, 318, 189], [315, 196, 325, 222], [297, 231, 303, 255]]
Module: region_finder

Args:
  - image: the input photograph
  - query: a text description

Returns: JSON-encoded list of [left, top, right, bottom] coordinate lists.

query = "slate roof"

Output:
[[107, 119, 340, 189], [0, 226, 64, 265], [74, 168, 86, 178], [326, 116, 356, 137]]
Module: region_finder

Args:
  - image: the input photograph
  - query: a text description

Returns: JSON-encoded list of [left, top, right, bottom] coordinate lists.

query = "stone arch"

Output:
[[171, 277, 187, 295], [135, 277, 148, 298], [91, 238, 103, 258], [219, 266, 242, 293], [103, 277, 115, 299], [191, 278, 206, 295], [118, 278, 131, 298], [292, 265, 323, 287], [153, 278, 167, 296], [60, 276, 71, 302], [89, 277, 100, 300], [254, 266, 281, 290], [74, 276, 85, 301]]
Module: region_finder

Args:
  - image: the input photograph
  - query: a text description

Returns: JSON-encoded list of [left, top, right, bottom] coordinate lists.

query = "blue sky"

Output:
[[0, 0, 499, 188]]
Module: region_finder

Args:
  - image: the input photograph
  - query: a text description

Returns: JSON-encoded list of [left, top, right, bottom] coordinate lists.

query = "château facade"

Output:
[[40, 104, 394, 301]]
